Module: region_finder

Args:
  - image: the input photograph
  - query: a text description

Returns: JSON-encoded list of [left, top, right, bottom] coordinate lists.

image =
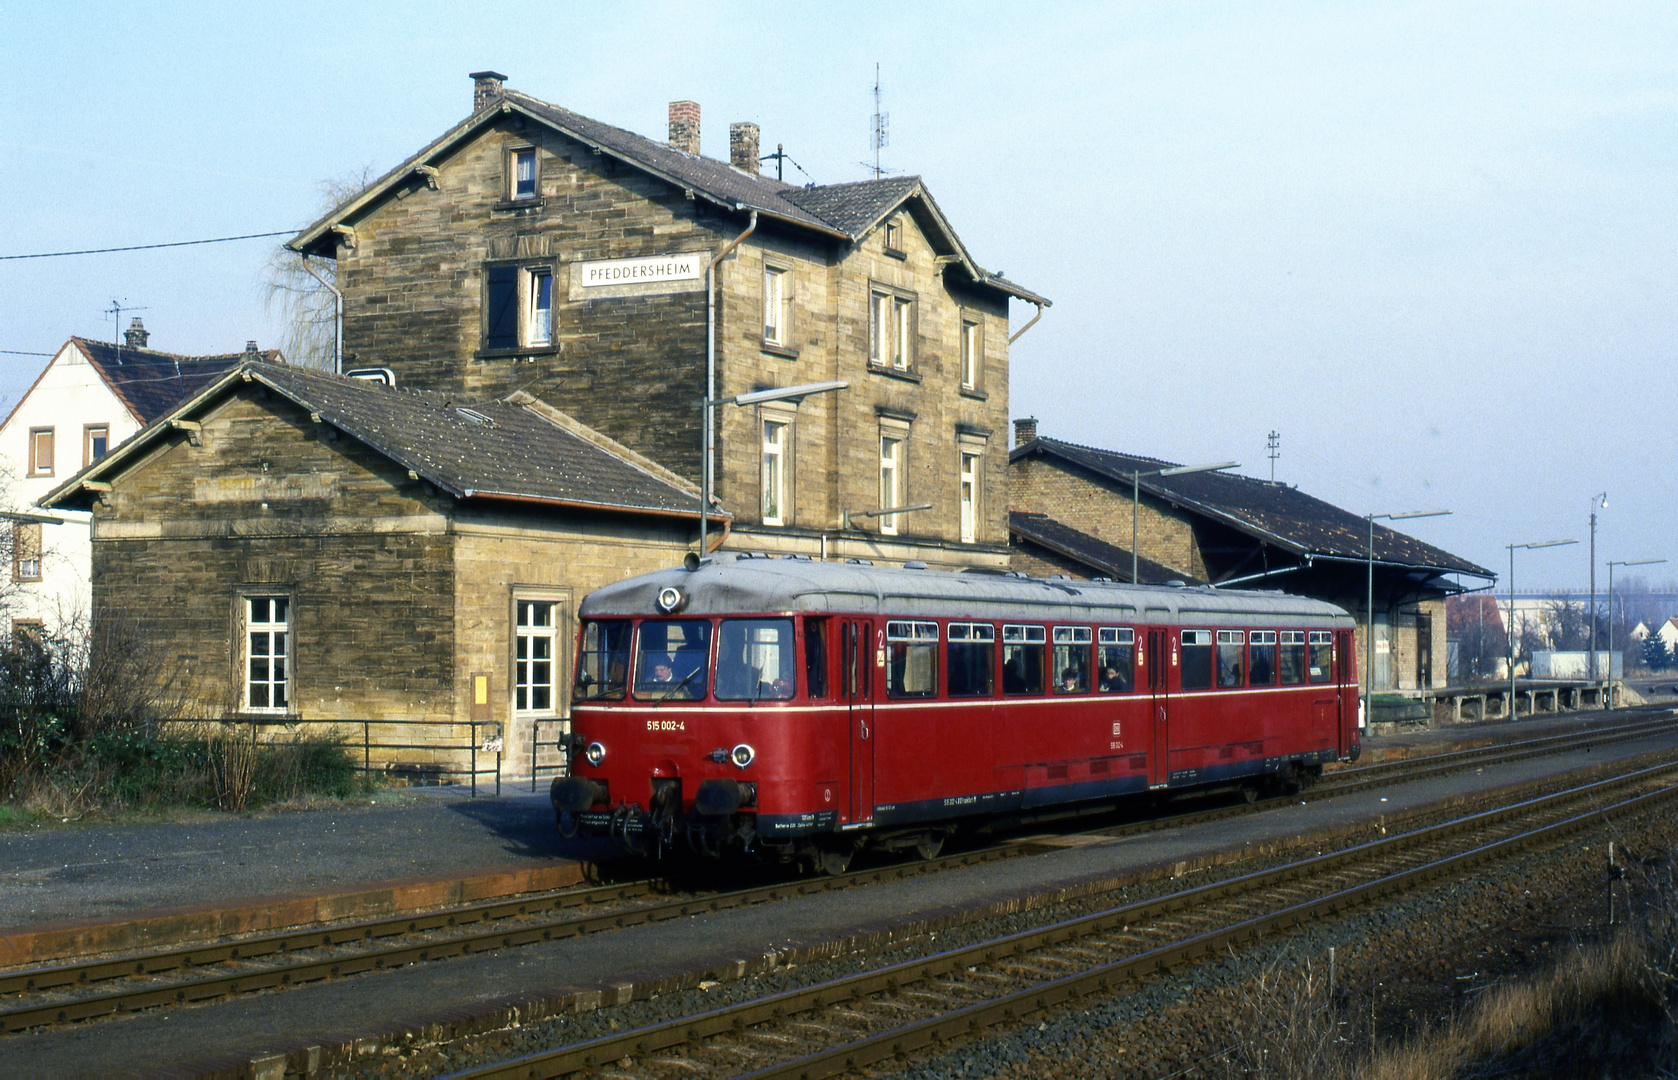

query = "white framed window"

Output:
[[879, 433, 903, 535], [484, 262, 557, 352], [12, 522, 41, 582], [527, 268, 553, 345], [28, 428, 53, 476], [512, 148, 537, 199], [516, 599, 558, 713], [763, 265, 787, 345], [869, 289, 914, 370], [761, 418, 787, 525], [960, 318, 981, 390], [245, 596, 290, 713], [959, 451, 979, 543]]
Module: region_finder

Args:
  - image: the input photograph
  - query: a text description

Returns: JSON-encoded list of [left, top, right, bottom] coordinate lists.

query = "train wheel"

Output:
[[818, 846, 853, 876], [914, 831, 946, 860]]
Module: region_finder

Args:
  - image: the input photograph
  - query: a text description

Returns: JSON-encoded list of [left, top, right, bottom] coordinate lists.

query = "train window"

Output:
[[633, 620, 712, 701], [1052, 626, 1092, 694], [1309, 630, 1334, 684], [1216, 630, 1245, 688], [1002, 625, 1046, 695], [947, 622, 996, 696], [1279, 631, 1306, 684], [1180, 629, 1213, 690], [715, 619, 797, 701], [886, 620, 939, 698], [1097, 627, 1134, 693], [574, 619, 630, 701], [1249, 630, 1278, 686], [804, 618, 830, 699]]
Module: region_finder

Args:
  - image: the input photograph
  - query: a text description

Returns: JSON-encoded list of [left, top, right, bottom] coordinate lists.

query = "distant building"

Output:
[[0, 322, 276, 643], [1008, 425, 1495, 694]]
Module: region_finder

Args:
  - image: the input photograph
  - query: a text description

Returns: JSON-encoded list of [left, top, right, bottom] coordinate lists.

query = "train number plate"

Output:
[[645, 719, 686, 731]]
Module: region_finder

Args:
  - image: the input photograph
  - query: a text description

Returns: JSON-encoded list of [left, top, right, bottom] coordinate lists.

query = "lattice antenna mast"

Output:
[[870, 63, 889, 179], [105, 299, 148, 365], [1266, 430, 1281, 482]]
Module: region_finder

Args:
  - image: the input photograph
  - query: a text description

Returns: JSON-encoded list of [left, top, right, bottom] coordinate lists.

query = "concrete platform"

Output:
[[4, 722, 1676, 1076]]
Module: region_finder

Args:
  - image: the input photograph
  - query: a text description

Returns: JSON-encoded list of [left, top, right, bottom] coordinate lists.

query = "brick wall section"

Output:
[[1009, 455, 1207, 580]]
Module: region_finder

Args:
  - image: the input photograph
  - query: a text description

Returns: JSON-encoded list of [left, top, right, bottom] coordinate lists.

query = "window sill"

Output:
[[866, 364, 921, 384], [884, 248, 908, 261], [959, 387, 987, 401], [492, 197, 546, 212], [476, 345, 560, 361], [760, 341, 799, 360]]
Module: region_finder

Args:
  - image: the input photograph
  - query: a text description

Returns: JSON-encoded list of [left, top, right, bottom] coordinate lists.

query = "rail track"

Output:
[[447, 760, 1678, 1080], [0, 708, 1671, 1038]]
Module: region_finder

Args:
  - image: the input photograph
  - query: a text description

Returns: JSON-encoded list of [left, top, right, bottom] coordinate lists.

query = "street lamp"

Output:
[[1608, 558, 1666, 704], [1506, 539, 1578, 719], [1364, 510, 1450, 728], [1588, 492, 1608, 681], [1131, 461, 1239, 583], [697, 380, 847, 556]]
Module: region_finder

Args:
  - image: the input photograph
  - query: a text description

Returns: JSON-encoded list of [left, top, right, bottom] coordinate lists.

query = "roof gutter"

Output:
[[701, 209, 757, 558]]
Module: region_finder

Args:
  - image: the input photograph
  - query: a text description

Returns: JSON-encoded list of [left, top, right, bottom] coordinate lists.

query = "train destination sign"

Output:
[[574, 253, 704, 289]]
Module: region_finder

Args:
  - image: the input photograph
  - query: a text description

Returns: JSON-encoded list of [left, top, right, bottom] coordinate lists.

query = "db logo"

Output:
[[823, 788, 833, 803]]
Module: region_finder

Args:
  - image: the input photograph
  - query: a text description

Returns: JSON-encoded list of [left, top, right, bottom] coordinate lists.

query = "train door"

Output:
[[1336, 629, 1358, 758], [1147, 628, 1170, 788], [843, 619, 876, 825]]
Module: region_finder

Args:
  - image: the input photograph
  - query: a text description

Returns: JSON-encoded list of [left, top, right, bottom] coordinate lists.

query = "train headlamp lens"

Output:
[[730, 743, 755, 768], [656, 586, 684, 613], [585, 741, 607, 766]]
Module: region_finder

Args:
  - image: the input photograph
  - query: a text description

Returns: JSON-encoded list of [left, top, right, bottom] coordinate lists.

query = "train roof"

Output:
[[579, 554, 1354, 627]]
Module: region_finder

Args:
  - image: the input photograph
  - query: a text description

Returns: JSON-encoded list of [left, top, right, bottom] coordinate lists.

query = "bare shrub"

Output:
[[207, 724, 258, 812], [1216, 953, 1362, 1080]]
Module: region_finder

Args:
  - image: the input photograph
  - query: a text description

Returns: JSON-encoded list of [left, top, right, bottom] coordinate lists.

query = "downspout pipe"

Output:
[[1007, 299, 1045, 345], [700, 209, 757, 556], [298, 255, 343, 374]]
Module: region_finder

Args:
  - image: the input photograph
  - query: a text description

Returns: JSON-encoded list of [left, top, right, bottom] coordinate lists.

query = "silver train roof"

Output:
[[580, 554, 1354, 628]]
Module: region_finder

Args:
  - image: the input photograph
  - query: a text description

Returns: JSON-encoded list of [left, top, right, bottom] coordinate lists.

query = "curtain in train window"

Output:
[[1216, 630, 1246, 688], [1309, 630, 1334, 684], [1052, 626, 1092, 694], [1097, 627, 1135, 693], [1279, 631, 1307, 684], [716, 618, 796, 700], [1249, 630, 1278, 686], [886, 620, 939, 698], [1002, 624, 1046, 695], [947, 622, 995, 696], [1180, 629, 1213, 690]]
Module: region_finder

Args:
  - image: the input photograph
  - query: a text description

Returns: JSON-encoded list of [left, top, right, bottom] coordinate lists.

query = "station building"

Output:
[[1007, 423, 1495, 699]]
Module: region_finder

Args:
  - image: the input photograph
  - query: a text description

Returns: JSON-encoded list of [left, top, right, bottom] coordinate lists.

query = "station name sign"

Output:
[[575, 253, 704, 289]]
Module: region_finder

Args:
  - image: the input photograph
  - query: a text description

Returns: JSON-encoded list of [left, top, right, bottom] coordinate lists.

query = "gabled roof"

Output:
[[1012, 436, 1493, 579], [41, 362, 719, 525], [1009, 511, 1199, 586], [287, 87, 1047, 306], [73, 338, 279, 425]]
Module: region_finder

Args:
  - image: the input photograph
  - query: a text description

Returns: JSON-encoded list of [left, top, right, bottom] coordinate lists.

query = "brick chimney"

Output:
[[729, 122, 760, 173], [470, 70, 508, 113], [123, 317, 149, 350], [1013, 417, 1038, 447], [243, 340, 261, 360], [668, 100, 701, 155]]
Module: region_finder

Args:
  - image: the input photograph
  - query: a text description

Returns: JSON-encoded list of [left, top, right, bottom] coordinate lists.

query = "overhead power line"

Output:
[[0, 349, 53, 357], [0, 230, 293, 261]]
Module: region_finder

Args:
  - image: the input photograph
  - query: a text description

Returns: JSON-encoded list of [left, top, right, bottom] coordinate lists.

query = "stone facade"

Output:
[[1007, 454, 1207, 580]]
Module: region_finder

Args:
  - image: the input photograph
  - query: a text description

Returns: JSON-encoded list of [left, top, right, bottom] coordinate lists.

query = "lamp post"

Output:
[[1608, 558, 1666, 706], [1588, 492, 1608, 681], [696, 380, 847, 556], [1363, 510, 1450, 727], [1131, 460, 1239, 583], [1506, 539, 1578, 719]]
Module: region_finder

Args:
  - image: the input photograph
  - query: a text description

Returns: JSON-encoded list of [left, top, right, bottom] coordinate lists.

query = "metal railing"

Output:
[[528, 717, 572, 793]]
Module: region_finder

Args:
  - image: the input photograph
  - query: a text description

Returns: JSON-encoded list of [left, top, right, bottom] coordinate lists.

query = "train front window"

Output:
[[1180, 629, 1213, 690], [716, 618, 796, 701], [1309, 630, 1334, 684], [886, 620, 939, 698], [1249, 630, 1278, 686], [1279, 631, 1306, 684], [574, 619, 630, 701], [1052, 626, 1092, 694], [633, 620, 712, 701], [1216, 630, 1245, 688], [947, 622, 995, 696], [1097, 627, 1134, 693], [1002, 624, 1046, 695]]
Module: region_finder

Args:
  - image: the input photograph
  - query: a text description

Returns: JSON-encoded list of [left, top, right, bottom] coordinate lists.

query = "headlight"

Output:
[[730, 743, 755, 768], [656, 586, 684, 614], [585, 741, 607, 766]]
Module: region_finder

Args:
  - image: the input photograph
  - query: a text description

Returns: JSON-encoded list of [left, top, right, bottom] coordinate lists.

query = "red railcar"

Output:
[[552, 553, 1359, 870]]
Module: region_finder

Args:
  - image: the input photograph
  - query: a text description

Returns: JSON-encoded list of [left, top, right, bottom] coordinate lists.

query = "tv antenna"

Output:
[[760, 143, 811, 183], [105, 299, 149, 364], [857, 63, 897, 179], [1266, 430, 1281, 482]]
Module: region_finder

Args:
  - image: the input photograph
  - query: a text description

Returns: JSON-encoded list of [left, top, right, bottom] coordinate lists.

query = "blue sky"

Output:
[[2, 1, 1673, 588]]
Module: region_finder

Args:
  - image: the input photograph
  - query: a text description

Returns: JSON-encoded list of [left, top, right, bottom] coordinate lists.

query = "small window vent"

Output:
[[455, 407, 495, 427], [345, 367, 396, 386]]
